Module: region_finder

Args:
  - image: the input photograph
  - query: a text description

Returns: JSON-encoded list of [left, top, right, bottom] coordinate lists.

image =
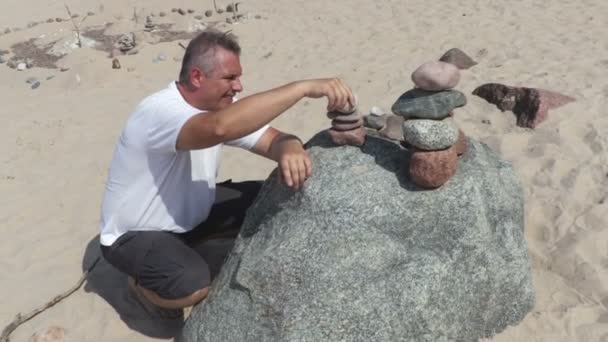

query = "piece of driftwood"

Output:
[[0, 257, 100, 342]]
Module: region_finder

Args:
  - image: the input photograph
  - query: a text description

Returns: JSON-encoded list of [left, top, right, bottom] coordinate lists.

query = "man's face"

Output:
[[193, 48, 243, 111]]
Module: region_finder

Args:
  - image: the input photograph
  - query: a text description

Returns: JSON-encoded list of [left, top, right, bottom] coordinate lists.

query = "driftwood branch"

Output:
[[0, 256, 101, 342], [64, 4, 89, 48]]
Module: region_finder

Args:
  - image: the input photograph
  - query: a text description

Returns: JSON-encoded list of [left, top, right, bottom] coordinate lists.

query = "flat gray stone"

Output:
[[363, 114, 387, 130], [403, 119, 459, 150], [180, 132, 535, 342], [391, 89, 466, 119]]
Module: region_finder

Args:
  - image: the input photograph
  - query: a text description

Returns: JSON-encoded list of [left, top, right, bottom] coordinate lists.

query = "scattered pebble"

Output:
[[7, 60, 18, 69], [205, 10, 213, 17], [217, 8, 225, 14], [4, 28, 11, 34], [25, 58, 34, 69], [481, 119, 491, 125], [369, 106, 386, 116], [31, 81, 41, 89], [71, 14, 79, 18], [112, 58, 121, 69], [158, 53, 167, 61], [159, 11, 167, 17], [177, 8, 186, 15], [171, 8, 178, 12], [87, 11, 95, 16], [26, 77, 38, 84], [226, 17, 235, 24], [27, 22, 38, 28], [55, 17, 63, 22], [226, 4, 236, 12], [60, 67, 70, 72], [187, 9, 195, 13], [194, 15, 203, 20], [46, 75, 55, 80], [17, 63, 26, 71], [255, 14, 262, 19], [46, 18, 55, 23]]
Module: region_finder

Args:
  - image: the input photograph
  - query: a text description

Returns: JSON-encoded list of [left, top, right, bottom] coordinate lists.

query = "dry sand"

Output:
[[1, 0, 607, 341]]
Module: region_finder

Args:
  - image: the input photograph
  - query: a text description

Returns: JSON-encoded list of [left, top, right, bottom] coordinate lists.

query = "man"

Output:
[[99, 28, 355, 310]]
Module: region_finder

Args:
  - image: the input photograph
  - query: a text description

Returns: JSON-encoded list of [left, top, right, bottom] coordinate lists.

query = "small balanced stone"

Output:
[[439, 48, 477, 70], [453, 129, 468, 156], [177, 8, 186, 15], [409, 146, 458, 189], [402, 119, 459, 151], [205, 10, 213, 17], [369, 105, 386, 116], [328, 127, 366, 146], [327, 111, 360, 122], [412, 61, 461, 91], [331, 118, 363, 131], [391, 89, 466, 120], [159, 11, 167, 17], [31, 81, 41, 89], [363, 114, 388, 130], [379, 115, 405, 141]]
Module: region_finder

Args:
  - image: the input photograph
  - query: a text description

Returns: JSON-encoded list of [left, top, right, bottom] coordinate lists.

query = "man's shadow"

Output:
[[82, 236, 184, 339]]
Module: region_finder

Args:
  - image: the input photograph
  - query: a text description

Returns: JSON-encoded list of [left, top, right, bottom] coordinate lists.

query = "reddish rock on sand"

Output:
[[472, 83, 575, 128], [454, 129, 468, 156], [328, 127, 366, 146], [409, 146, 458, 188]]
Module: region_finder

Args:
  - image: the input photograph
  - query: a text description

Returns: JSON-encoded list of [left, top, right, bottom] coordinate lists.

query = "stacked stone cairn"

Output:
[[327, 96, 366, 146], [391, 61, 469, 188]]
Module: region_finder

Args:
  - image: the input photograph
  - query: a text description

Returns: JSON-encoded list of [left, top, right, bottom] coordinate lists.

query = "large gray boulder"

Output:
[[180, 131, 535, 342]]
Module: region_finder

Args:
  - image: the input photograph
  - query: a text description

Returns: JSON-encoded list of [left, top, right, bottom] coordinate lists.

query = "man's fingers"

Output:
[[304, 155, 312, 179], [297, 158, 307, 187], [288, 159, 301, 189], [281, 160, 293, 187]]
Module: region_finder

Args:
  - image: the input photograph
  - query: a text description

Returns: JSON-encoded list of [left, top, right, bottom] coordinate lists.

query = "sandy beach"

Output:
[[1, 0, 607, 341]]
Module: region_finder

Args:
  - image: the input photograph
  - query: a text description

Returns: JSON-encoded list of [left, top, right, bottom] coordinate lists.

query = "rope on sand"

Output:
[[0, 256, 101, 342]]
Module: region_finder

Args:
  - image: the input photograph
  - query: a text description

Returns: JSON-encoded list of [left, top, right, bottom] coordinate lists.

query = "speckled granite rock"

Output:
[[402, 119, 459, 150], [392, 89, 467, 120], [179, 132, 534, 342]]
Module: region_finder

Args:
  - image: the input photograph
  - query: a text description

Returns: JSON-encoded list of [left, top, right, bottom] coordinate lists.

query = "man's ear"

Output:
[[190, 68, 204, 88]]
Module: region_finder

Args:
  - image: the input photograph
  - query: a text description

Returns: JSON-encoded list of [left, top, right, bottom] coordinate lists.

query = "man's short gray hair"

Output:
[[178, 29, 241, 85]]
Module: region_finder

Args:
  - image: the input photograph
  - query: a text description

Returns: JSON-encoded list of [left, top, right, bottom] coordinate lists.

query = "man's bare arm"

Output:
[[251, 127, 312, 189], [177, 78, 354, 151]]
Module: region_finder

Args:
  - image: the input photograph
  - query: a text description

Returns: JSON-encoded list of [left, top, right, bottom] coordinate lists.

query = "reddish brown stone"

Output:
[[328, 127, 366, 146], [409, 147, 458, 188], [453, 129, 468, 156], [472, 83, 575, 128]]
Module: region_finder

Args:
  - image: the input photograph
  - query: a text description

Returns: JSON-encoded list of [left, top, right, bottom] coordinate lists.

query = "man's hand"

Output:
[[300, 78, 356, 112], [272, 135, 312, 189]]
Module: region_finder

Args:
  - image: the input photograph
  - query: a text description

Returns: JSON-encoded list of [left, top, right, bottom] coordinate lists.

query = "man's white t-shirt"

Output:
[[99, 82, 268, 246]]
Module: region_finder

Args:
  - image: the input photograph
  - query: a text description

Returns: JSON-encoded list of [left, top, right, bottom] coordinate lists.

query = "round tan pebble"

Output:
[[30, 326, 65, 342], [411, 61, 461, 91], [327, 110, 362, 122], [409, 146, 458, 188]]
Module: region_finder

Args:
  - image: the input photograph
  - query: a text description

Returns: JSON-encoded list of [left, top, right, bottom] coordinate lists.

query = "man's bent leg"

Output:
[[183, 180, 263, 243], [101, 231, 211, 310]]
